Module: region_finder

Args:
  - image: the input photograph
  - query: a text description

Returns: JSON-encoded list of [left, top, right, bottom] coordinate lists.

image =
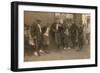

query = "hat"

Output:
[[36, 19, 41, 23]]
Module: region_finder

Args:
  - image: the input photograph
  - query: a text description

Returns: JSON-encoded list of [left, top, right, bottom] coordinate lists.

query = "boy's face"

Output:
[[24, 27, 28, 31], [56, 19, 59, 24], [36, 19, 41, 24], [37, 21, 40, 24], [59, 19, 63, 24]]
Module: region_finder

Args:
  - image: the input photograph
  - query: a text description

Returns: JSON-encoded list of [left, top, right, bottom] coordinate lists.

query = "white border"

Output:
[[18, 5, 96, 68]]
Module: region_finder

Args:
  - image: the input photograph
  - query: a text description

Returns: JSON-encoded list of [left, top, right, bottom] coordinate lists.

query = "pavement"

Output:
[[24, 45, 90, 62]]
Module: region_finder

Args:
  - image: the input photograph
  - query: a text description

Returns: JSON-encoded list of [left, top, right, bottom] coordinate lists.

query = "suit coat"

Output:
[[51, 23, 66, 45], [70, 24, 78, 41], [30, 23, 43, 48]]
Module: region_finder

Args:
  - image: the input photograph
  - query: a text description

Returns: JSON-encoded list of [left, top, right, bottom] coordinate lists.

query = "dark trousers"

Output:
[[78, 38, 83, 50], [71, 36, 78, 48], [34, 38, 43, 56], [64, 35, 71, 48], [55, 32, 61, 48]]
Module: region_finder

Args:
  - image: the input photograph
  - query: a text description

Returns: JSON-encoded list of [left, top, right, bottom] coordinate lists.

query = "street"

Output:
[[24, 45, 90, 62]]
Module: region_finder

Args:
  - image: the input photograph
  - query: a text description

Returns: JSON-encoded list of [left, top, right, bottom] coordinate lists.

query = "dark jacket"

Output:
[[30, 23, 48, 36], [51, 23, 66, 33], [78, 26, 83, 45], [70, 24, 78, 40], [30, 23, 42, 41]]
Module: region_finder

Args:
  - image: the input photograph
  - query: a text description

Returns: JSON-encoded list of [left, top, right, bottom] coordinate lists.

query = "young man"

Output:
[[63, 19, 71, 50], [52, 18, 65, 49], [30, 19, 44, 56], [70, 23, 79, 49], [77, 24, 84, 51], [24, 24, 35, 56], [42, 25, 50, 53]]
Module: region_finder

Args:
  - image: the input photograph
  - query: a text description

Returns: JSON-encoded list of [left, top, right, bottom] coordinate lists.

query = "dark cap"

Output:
[[36, 19, 41, 23]]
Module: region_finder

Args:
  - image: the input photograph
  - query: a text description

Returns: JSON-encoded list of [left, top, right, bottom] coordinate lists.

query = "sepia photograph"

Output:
[[11, 1, 97, 71], [24, 11, 91, 62]]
